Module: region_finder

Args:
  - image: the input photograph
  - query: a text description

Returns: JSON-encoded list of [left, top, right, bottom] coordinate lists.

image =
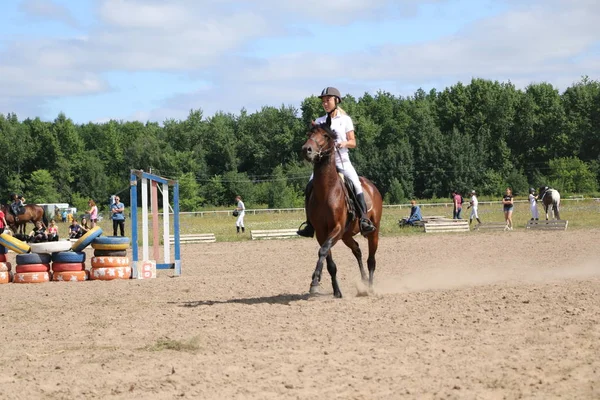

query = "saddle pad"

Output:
[[337, 173, 373, 212]]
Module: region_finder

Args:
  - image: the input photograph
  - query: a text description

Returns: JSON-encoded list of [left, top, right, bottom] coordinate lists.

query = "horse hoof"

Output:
[[355, 280, 369, 297], [309, 285, 320, 295], [334, 292, 343, 299]]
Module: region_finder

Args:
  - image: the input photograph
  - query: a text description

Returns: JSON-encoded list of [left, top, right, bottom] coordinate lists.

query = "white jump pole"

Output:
[[141, 177, 149, 261], [163, 182, 170, 264]]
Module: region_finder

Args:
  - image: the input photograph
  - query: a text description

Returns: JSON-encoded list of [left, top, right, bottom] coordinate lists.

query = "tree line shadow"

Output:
[[172, 292, 312, 308]]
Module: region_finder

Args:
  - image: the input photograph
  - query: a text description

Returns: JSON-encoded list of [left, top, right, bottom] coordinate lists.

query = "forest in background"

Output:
[[1, 76, 599, 213]]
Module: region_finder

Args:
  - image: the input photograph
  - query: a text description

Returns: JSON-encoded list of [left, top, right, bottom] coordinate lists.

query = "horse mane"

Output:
[[310, 122, 338, 141]]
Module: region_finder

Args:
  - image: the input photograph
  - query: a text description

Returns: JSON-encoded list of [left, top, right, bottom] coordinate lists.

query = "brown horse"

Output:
[[301, 119, 382, 298], [2, 204, 48, 236]]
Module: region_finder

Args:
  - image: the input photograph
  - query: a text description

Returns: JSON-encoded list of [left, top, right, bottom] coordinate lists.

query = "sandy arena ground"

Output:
[[0, 229, 599, 399]]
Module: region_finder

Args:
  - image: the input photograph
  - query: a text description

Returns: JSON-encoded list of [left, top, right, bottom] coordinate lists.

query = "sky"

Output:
[[0, 0, 598, 124]]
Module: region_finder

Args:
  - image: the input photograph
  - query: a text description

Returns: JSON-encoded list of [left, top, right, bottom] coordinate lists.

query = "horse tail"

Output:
[[42, 209, 49, 228]]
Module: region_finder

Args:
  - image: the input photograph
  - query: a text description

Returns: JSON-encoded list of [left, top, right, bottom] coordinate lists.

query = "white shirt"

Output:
[[315, 112, 354, 163], [237, 200, 245, 211], [471, 195, 478, 208], [529, 194, 536, 205]]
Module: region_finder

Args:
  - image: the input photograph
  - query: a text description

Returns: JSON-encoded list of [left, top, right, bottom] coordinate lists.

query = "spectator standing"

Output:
[[453, 190, 463, 219], [87, 200, 98, 228], [235, 195, 245, 233], [111, 196, 125, 236], [528, 188, 539, 221], [502, 187, 514, 230], [0, 207, 6, 234]]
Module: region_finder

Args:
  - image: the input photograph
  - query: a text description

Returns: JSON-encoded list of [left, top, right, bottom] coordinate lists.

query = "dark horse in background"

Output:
[[301, 119, 383, 298], [538, 186, 561, 220], [1, 204, 48, 236]]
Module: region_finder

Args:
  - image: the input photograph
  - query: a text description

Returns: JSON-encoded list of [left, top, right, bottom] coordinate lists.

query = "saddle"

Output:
[[337, 172, 373, 221], [11, 205, 25, 216]]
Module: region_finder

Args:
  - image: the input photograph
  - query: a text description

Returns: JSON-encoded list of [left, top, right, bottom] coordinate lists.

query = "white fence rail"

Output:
[[147, 197, 599, 218]]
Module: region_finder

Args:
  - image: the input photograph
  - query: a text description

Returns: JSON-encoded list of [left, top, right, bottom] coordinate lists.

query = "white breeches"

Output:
[[530, 204, 539, 219], [236, 212, 245, 227], [470, 207, 478, 219], [309, 160, 363, 194]]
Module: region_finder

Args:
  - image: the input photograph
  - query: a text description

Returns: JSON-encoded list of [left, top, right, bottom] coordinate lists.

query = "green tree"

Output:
[[25, 170, 60, 203], [547, 157, 598, 193], [178, 172, 204, 211]]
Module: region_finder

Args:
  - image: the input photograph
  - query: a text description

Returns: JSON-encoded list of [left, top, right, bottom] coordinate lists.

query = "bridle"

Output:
[[306, 129, 335, 162]]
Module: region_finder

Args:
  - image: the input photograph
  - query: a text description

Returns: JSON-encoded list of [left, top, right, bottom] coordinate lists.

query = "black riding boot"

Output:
[[236, 226, 240, 234], [241, 227, 245, 233], [297, 180, 314, 238], [356, 193, 376, 235]]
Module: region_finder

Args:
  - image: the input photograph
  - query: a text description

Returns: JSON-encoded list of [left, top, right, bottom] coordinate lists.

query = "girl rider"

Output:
[[297, 87, 376, 237]]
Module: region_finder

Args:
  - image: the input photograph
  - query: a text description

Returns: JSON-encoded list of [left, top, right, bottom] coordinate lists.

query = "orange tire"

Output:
[[0, 262, 11, 272], [0, 271, 11, 284], [0, 254, 6, 262], [90, 256, 130, 268], [90, 266, 131, 280], [53, 270, 89, 282], [13, 271, 50, 283], [52, 262, 85, 272], [15, 263, 50, 273]]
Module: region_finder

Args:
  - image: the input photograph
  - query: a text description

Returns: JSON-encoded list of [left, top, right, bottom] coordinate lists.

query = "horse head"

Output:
[[302, 119, 338, 164]]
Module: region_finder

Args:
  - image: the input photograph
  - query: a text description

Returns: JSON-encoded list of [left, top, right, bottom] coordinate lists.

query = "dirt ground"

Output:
[[0, 228, 599, 400]]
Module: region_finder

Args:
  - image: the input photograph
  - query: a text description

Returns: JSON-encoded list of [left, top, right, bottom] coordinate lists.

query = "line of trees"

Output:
[[1, 77, 599, 212]]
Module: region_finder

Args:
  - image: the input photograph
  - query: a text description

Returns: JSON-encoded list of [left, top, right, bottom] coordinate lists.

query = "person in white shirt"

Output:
[[528, 188, 539, 220], [297, 87, 376, 237], [467, 190, 482, 226], [235, 195, 245, 233]]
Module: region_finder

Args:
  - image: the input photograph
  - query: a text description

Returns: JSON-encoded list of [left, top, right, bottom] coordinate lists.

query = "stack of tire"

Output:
[[0, 244, 12, 284], [49, 226, 104, 282], [90, 236, 131, 280], [13, 252, 52, 283], [0, 232, 45, 284], [50, 249, 88, 282]]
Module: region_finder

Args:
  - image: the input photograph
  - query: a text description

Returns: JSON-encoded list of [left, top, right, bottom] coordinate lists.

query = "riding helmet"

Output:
[[319, 87, 342, 103], [529, 187, 535, 193]]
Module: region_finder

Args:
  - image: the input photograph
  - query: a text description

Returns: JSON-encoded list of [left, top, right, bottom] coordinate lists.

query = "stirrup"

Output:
[[296, 221, 314, 238], [359, 218, 376, 235]]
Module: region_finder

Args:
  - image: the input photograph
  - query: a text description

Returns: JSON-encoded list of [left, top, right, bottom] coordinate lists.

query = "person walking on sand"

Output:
[[467, 190, 482, 226]]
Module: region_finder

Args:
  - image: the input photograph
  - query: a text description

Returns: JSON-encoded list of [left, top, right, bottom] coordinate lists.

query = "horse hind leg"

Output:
[[342, 236, 367, 282]]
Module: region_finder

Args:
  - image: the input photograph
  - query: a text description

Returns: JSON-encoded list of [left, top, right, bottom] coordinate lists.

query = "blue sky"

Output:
[[0, 0, 598, 123]]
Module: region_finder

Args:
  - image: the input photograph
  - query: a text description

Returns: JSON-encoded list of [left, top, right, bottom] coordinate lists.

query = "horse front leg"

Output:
[[310, 237, 338, 295], [325, 253, 342, 298], [367, 234, 379, 291]]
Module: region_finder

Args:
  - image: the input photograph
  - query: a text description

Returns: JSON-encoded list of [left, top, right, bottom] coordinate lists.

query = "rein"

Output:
[[307, 132, 334, 162]]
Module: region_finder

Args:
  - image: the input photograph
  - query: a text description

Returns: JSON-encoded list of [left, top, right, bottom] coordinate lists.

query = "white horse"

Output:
[[538, 186, 561, 220]]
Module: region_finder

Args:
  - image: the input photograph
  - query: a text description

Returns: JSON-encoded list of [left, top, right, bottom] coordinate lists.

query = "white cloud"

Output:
[[1, 0, 599, 121], [19, 0, 78, 27], [234, 0, 600, 83]]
